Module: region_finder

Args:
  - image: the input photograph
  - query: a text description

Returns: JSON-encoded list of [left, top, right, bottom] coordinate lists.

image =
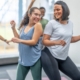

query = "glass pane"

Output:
[[0, 0, 19, 55]]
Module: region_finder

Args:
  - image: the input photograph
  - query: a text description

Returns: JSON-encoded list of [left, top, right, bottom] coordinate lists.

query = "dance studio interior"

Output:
[[0, 0, 80, 80]]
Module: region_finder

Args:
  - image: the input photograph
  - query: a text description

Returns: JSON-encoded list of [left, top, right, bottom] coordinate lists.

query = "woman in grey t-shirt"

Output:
[[41, 1, 80, 80]]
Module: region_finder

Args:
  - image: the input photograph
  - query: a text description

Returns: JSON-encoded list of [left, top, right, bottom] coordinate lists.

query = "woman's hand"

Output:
[[11, 37, 21, 43], [55, 40, 66, 46], [10, 20, 16, 29], [5, 40, 10, 44], [3, 39, 10, 45]]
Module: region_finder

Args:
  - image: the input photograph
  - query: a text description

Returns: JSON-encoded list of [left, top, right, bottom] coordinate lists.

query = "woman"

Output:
[[10, 7, 43, 80], [27, 0, 48, 30], [41, 1, 80, 80]]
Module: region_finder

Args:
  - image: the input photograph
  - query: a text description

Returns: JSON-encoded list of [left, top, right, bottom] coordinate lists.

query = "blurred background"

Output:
[[0, 0, 80, 80]]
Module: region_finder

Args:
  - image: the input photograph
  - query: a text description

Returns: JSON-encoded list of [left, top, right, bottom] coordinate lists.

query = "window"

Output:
[[0, 0, 27, 57]]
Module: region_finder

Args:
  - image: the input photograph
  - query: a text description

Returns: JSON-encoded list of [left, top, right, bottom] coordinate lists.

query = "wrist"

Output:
[[52, 40, 56, 45], [19, 39, 23, 43], [11, 27, 15, 30], [4, 39, 7, 42]]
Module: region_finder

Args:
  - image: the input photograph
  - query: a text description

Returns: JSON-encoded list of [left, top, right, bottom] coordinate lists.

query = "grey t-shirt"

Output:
[[44, 19, 73, 60]]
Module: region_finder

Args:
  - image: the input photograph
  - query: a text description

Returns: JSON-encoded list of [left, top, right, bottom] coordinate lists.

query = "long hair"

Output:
[[18, 7, 39, 30]]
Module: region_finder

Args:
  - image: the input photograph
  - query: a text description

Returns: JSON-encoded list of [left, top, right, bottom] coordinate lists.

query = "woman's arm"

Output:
[[0, 35, 9, 44], [11, 23, 43, 46], [42, 34, 66, 46], [27, 0, 35, 12], [71, 36, 80, 43], [10, 20, 19, 38], [0, 35, 6, 42]]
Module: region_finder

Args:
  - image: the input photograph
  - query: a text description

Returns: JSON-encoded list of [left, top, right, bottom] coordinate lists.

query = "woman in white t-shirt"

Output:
[[41, 1, 80, 80]]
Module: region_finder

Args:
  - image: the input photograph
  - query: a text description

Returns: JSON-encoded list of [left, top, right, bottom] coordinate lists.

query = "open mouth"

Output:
[[55, 13, 61, 18], [34, 18, 39, 22]]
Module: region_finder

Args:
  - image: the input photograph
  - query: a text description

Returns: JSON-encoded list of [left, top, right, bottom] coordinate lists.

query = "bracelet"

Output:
[[4, 39, 7, 42]]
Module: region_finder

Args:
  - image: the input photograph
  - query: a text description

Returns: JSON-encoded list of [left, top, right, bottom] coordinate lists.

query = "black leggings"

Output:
[[41, 47, 80, 80]]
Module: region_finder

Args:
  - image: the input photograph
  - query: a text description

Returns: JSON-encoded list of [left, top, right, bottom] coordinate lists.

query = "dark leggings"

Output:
[[41, 47, 80, 80], [16, 59, 42, 80]]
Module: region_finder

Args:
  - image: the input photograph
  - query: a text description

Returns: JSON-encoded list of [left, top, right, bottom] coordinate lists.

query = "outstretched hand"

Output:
[[5, 40, 11, 45], [11, 37, 21, 43], [55, 40, 66, 46]]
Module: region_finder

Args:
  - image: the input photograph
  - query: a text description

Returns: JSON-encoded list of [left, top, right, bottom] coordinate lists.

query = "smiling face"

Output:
[[40, 8, 45, 18], [54, 4, 63, 20], [29, 9, 41, 24]]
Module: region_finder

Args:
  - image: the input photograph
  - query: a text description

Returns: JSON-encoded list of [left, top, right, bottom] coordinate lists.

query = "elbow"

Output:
[[42, 40, 47, 46], [15, 35, 19, 38], [31, 40, 37, 46]]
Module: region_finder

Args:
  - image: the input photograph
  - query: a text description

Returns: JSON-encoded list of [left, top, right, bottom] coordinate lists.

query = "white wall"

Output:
[[26, 0, 41, 11], [60, 0, 80, 66]]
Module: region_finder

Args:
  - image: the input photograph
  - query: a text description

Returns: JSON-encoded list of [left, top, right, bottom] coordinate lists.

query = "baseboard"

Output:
[[0, 53, 80, 67], [0, 53, 19, 65], [75, 64, 80, 67]]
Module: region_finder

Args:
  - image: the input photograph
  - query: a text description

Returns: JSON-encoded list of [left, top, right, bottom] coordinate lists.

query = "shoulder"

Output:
[[47, 19, 57, 25], [34, 22, 43, 31], [49, 19, 57, 23], [34, 22, 42, 28]]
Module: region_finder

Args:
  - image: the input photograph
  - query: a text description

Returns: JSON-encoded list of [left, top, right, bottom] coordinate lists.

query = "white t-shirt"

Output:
[[44, 19, 73, 60]]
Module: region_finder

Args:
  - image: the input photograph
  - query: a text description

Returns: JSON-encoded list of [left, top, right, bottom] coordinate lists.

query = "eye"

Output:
[[34, 13, 41, 17], [34, 13, 38, 16], [57, 9, 60, 11]]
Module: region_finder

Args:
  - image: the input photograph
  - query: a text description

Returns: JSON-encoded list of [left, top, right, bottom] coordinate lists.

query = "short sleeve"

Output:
[[44, 21, 53, 36]]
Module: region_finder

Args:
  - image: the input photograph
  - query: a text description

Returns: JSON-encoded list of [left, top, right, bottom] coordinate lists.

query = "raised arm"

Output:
[[10, 20, 19, 38], [27, 0, 35, 12]]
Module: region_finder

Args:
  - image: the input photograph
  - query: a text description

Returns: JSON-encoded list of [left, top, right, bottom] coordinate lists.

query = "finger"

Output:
[[63, 42, 66, 46], [61, 42, 65, 46]]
